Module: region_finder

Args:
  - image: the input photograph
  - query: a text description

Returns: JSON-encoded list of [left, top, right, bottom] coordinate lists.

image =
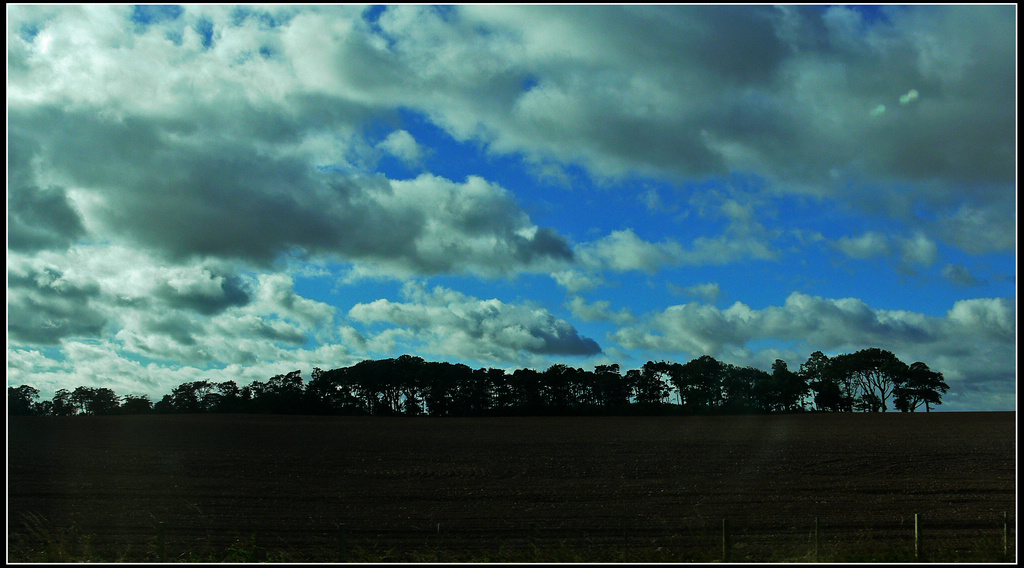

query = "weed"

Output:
[[6, 512, 1015, 563]]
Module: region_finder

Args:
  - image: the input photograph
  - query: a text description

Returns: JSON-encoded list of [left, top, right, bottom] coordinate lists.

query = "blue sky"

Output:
[[7, 5, 1016, 410]]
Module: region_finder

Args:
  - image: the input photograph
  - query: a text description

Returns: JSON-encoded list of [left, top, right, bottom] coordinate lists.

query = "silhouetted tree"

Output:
[[263, 370, 306, 414], [69, 386, 121, 416], [853, 392, 883, 412], [630, 365, 670, 407], [676, 356, 726, 413], [8, 385, 40, 416], [153, 394, 175, 414], [809, 379, 846, 412], [120, 394, 154, 414], [208, 380, 244, 413], [307, 367, 364, 415], [723, 365, 766, 413], [508, 367, 545, 415], [894, 362, 949, 412], [593, 364, 631, 411], [490, 367, 518, 412], [542, 364, 581, 411], [12, 351, 949, 419], [642, 361, 678, 405], [168, 380, 214, 413], [833, 348, 908, 412], [396, 355, 427, 415], [770, 359, 808, 412], [68, 386, 91, 415], [801, 351, 853, 412]]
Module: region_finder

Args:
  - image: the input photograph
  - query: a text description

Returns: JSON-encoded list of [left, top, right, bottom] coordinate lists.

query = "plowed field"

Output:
[[7, 412, 1016, 562]]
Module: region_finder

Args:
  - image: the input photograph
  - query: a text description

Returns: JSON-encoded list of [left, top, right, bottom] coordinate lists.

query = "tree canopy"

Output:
[[8, 348, 951, 417]]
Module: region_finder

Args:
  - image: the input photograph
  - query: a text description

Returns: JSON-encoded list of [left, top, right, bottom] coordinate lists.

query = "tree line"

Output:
[[8, 348, 949, 417]]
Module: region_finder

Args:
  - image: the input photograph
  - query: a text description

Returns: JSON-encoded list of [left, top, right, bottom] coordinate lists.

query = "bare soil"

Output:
[[7, 412, 1016, 562]]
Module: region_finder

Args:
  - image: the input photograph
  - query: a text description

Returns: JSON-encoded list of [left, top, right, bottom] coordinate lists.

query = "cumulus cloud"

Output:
[[567, 296, 635, 325], [832, 230, 938, 271], [550, 270, 603, 294], [670, 282, 723, 304], [578, 223, 776, 274], [349, 282, 601, 364], [8, 4, 1013, 269], [8, 6, 573, 279], [376, 129, 425, 166], [578, 230, 686, 273], [10, 101, 572, 276], [612, 292, 1015, 409], [896, 232, 938, 268], [7, 259, 107, 345], [941, 264, 980, 287], [7, 247, 346, 369]]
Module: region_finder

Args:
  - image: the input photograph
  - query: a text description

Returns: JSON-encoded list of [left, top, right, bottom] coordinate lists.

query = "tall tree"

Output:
[[675, 356, 726, 413], [629, 365, 670, 407], [169, 380, 214, 413], [801, 351, 853, 412], [508, 367, 545, 415], [643, 361, 678, 405], [264, 370, 307, 414], [721, 365, 764, 413], [771, 359, 808, 412], [894, 362, 950, 412], [594, 364, 631, 410], [834, 348, 909, 412], [70, 386, 121, 415], [307, 367, 363, 415], [8, 385, 40, 416], [120, 394, 154, 414]]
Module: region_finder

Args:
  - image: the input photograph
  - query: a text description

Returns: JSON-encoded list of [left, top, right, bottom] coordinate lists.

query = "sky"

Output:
[[6, 4, 1017, 411]]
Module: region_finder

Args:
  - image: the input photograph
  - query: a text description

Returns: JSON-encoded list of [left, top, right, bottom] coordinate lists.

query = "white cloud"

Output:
[[834, 231, 890, 259], [6, 246, 355, 371], [611, 292, 1016, 409], [941, 264, 979, 287], [376, 129, 425, 165], [578, 229, 685, 273], [349, 282, 601, 364], [567, 296, 635, 325], [578, 223, 776, 274], [896, 232, 938, 267], [670, 282, 723, 304], [831, 230, 940, 272], [550, 269, 603, 294]]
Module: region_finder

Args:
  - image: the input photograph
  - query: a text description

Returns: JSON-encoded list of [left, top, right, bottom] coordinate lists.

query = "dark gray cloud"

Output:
[[8, 103, 572, 276], [387, 5, 1015, 251], [349, 282, 601, 362], [7, 184, 88, 252], [612, 292, 1015, 410], [7, 264, 107, 344], [152, 274, 252, 315], [8, 5, 1013, 268], [7, 128, 87, 252]]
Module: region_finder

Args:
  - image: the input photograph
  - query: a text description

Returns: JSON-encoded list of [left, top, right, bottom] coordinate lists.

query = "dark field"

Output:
[[7, 412, 1016, 562]]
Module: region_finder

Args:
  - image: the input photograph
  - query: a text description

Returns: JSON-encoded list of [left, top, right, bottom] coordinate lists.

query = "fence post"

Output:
[[1004, 511, 1009, 558], [914, 513, 921, 561], [156, 521, 166, 562], [813, 516, 819, 562]]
